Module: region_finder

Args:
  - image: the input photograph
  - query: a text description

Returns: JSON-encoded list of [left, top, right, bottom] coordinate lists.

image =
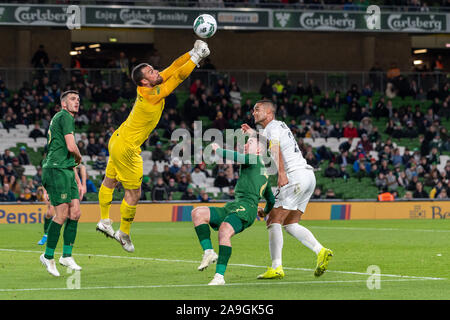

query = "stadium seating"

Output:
[[1, 77, 449, 202]]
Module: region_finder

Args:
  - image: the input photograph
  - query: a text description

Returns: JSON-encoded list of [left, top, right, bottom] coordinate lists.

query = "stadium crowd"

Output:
[[0, 58, 449, 203]]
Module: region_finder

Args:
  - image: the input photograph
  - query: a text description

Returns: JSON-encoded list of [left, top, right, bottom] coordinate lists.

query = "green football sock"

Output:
[[43, 217, 52, 235], [63, 219, 78, 257], [194, 224, 213, 251], [216, 245, 232, 276], [44, 221, 62, 259]]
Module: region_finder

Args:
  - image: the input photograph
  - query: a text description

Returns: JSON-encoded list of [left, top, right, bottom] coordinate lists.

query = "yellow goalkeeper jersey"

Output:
[[117, 52, 195, 149]]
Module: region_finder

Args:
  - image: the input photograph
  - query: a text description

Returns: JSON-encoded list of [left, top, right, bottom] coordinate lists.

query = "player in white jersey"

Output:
[[242, 100, 333, 279]]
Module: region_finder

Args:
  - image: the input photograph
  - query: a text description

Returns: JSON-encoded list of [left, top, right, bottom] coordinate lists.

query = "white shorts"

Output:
[[273, 168, 316, 212]]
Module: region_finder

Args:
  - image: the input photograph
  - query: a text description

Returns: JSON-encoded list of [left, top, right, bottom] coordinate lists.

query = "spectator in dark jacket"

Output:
[[177, 175, 190, 193], [336, 150, 350, 167], [413, 181, 429, 199], [214, 170, 229, 188], [31, 45, 49, 69], [87, 137, 101, 157], [152, 142, 166, 162], [29, 123, 45, 140], [324, 162, 340, 178], [181, 186, 197, 201], [311, 187, 322, 199], [152, 177, 168, 201], [329, 122, 342, 138], [259, 77, 273, 99], [0, 184, 16, 202], [339, 137, 353, 153], [166, 178, 178, 194], [18, 146, 30, 165]]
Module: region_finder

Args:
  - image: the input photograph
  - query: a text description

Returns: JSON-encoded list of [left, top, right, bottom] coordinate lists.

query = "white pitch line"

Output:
[[0, 248, 446, 281], [0, 278, 437, 293], [308, 226, 450, 233]]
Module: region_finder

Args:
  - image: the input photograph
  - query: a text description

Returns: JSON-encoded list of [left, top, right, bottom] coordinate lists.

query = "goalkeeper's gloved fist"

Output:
[[189, 40, 210, 67]]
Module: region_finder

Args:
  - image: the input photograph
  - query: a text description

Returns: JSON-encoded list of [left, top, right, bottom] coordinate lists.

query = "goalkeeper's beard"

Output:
[[150, 76, 163, 86]]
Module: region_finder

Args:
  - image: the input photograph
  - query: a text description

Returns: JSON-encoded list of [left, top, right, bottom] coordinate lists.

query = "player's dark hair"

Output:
[[256, 99, 277, 114], [131, 63, 150, 86], [60, 90, 79, 103]]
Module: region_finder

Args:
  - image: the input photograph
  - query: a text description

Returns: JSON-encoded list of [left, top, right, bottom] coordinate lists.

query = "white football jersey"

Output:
[[262, 120, 310, 179]]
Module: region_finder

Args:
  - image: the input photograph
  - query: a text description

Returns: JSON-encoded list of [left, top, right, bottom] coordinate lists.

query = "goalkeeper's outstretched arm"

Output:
[[140, 40, 210, 101], [160, 40, 210, 81], [159, 52, 191, 81]]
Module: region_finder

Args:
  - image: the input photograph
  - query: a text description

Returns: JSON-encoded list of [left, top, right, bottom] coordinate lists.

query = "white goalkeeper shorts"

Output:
[[273, 167, 316, 213]]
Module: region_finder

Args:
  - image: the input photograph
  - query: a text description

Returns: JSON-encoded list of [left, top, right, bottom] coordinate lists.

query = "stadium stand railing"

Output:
[[0, 68, 446, 93]]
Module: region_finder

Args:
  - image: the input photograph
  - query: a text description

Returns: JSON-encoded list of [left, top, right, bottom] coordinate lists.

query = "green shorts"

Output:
[[209, 201, 258, 234], [42, 168, 79, 207]]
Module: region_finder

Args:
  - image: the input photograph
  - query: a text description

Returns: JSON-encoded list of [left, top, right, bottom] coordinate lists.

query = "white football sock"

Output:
[[268, 223, 283, 269], [284, 223, 323, 255]]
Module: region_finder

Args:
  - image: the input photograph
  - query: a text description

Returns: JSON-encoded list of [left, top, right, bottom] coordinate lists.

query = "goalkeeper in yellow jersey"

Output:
[[96, 40, 210, 252]]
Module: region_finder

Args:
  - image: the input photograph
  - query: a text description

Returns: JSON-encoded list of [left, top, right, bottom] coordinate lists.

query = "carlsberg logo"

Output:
[[300, 12, 356, 30], [15, 6, 68, 25], [119, 9, 155, 24], [387, 14, 442, 31], [275, 12, 291, 28]]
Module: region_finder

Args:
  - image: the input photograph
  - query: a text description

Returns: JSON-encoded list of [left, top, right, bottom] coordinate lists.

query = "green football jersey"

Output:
[[217, 148, 275, 213], [42, 109, 76, 169]]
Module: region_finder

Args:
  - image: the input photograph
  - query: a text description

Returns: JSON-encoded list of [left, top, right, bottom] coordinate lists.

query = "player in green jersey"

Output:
[[191, 137, 275, 285], [37, 165, 87, 246], [40, 90, 85, 277]]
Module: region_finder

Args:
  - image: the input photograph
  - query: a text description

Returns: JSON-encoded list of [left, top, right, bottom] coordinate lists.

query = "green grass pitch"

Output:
[[0, 219, 449, 300]]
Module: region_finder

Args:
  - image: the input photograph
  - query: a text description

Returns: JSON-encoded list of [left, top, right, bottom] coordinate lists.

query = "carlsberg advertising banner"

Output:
[[0, 3, 448, 33], [0, 4, 269, 29], [273, 10, 447, 33], [0, 4, 71, 26], [84, 6, 269, 29]]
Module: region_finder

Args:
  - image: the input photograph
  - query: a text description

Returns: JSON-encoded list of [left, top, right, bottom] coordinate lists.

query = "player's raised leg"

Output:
[[96, 175, 118, 238], [257, 207, 289, 279], [283, 211, 333, 277], [191, 206, 218, 271], [113, 187, 139, 253]]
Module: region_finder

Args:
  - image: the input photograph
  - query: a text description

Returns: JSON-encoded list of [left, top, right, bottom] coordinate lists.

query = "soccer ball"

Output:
[[193, 14, 217, 39]]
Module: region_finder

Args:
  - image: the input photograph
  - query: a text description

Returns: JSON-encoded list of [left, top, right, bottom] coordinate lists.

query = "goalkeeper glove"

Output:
[[189, 40, 210, 67]]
